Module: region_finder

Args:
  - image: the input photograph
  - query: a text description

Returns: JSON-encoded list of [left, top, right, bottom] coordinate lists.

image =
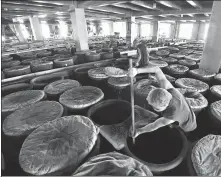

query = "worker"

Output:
[[134, 43, 159, 68], [128, 64, 197, 138]]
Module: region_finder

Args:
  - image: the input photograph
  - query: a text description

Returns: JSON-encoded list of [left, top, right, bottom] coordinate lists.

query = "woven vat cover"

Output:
[[100, 105, 159, 150], [168, 47, 179, 51], [149, 60, 168, 68], [134, 79, 157, 97], [2, 90, 45, 113], [31, 59, 53, 65], [178, 49, 194, 55], [88, 67, 109, 79], [168, 64, 189, 73], [149, 54, 162, 60], [4, 65, 30, 72], [191, 134, 221, 176], [185, 54, 202, 61], [44, 79, 81, 96], [176, 88, 208, 111], [175, 78, 209, 93], [210, 85, 221, 98], [104, 67, 128, 78], [156, 50, 170, 56], [19, 115, 99, 175], [3, 101, 64, 137], [189, 69, 216, 78], [210, 100, 221, 121], [73, 152, 153, 176], [178, 59, 196, 66], [108, 76, 136, 88], [161, 57, 177, 63], [169, 53, 185, 58], [59, 86, 104, 110], [215, 73, 221, 81]]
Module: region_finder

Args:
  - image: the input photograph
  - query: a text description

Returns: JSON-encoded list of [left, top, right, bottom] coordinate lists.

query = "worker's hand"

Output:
[[128, 68, 138, 77]]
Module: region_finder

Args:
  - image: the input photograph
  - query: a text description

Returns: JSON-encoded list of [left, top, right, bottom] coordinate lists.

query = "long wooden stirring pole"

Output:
[[129, 58, 135, 144]]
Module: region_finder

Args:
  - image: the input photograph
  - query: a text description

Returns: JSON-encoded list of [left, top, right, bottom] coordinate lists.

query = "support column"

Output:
[[109, 21, 114, 35], [200, 1, 221, 73], [175, 21, 180, 39], [126, 16, 136, 47], [70, 8, 89, 51], [12, 19, 27, 42], [13, 24, 27, 42], [29, 16, 43, 40], [152, 21, 159, 42], [138, 23, 141, 38], [191, 21, 200, 40]]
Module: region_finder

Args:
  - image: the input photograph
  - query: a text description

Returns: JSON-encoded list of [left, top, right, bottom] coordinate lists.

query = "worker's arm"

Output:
[[129, 65, 174, 90], [130, 117, 175, 138]]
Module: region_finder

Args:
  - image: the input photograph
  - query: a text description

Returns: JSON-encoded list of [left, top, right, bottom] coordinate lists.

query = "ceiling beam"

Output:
[[29, 0, 74, 6], [155, 1, 182, 10], [2, 3, 59, 12], [133, 8, 212, 17], [113, 3, 148, 12], [85, 12, 123, 19], [77, 1, 128, 8], [130, 1, 164, 11], [186, 0, 203, 9], [158, 16, 210, 22], [88, 5, 133, 16], [1, 1, 63, 8]]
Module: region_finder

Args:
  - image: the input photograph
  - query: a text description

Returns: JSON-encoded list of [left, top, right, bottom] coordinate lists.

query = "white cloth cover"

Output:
[[44, 79, 81, 96], [191, 134, 221, 176], [175, 78, 209, 93], [2, 90, 45, 113], [73, 152, 153, 176], [3, 101, 64, 137], [210, 100, 221, 121], [149, 60, 168, 68], [19, 115, 99, 175], [104, 67, 128, 78], [210, 85, 221, 98], [59, 86, 104, 110], [88, 67, 109, 79]]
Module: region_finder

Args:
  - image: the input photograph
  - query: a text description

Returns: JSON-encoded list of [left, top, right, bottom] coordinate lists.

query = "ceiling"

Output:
[[2, 0, 213, 23]]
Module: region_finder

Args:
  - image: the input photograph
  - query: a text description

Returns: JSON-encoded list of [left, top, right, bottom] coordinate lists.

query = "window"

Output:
[[141, 23, 151, 37], [132, 23, 138, 39], [113, 22, 126, 37], [59, 21, 68, 38], [20, 24, 30, 39], [158, 23, 171, 38], [41, 22, 50, 39], [178, 23, 193, 39], [204, 23, 209, 40], [101, 22, 110, 36]]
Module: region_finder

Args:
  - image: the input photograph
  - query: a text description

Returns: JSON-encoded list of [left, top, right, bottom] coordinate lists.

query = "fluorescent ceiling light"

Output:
[[57, 16, 66, 19], [189, 20, 196, 22], [38, 14, 47, 18], [186, 0, 197, 7], [180, 20, 187, 22], [159, 15, 167, 17], [56, 12, 65, 15], [34, 1, 63, 5], [200, 20, 206, 22], [158, 1, 172, 8], [188, 14, 194, 17], [181, 14, 183, 18], [204, 13, 209, 17], [141, 16, 153, 19]]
